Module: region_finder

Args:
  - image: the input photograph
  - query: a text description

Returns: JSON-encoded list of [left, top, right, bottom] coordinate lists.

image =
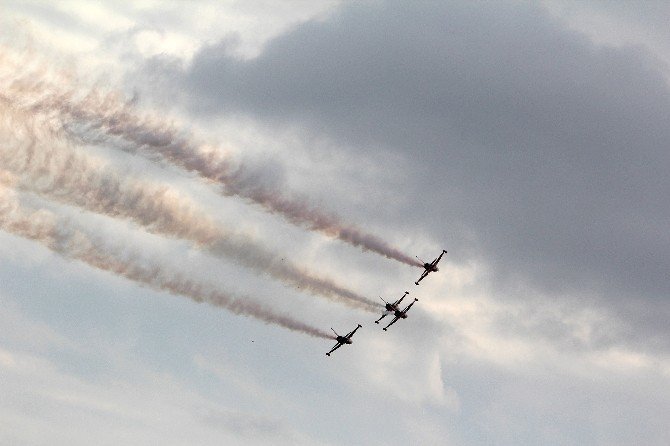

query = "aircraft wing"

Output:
[[392, 292, 407, 307], [415, 270, 429, 285], [375, 312, 389, 324], [402, 299, 418, 313], [435, 250, 448, 266], [383, 316, 401, 331], [326, 341, 343, 356], [345, 325, 361, 339]]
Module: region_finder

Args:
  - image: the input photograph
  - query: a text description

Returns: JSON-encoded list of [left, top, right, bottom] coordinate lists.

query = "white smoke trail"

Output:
[[0, 45, 422, 268], [73, 96, 423, 267], [0, 99, 379, 311], [0, 185, 333, 340]]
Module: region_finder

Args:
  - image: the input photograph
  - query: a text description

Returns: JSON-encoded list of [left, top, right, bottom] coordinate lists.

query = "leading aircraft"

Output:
[[326, 324, 362, 356], [415, 249, 447, 285], [375, 291, 409, 325], [382, 298, 419, 331]]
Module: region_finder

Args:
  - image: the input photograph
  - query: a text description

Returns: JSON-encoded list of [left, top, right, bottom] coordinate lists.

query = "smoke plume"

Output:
[[0, 100, 380, 312], [0, 185, 333, 340], [0, 46, 422, 268]]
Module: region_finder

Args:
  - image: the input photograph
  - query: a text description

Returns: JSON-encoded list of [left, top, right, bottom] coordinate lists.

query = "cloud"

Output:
[[0, 342, 310, 446], [198, 407, 290, 440], [152, 0, 670, 343], [0, 185, 334, 339], [0, 98, 377, 312], [544, 0, 670, 67], [3, 2, 670, 444], [0, 294, 73, 351]]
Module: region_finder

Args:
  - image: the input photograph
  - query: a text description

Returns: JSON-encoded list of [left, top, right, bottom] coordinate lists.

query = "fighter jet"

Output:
[[326, 324, 362, 356], [415, 250, 447, 285], [382, 298, 418, 331], [375, 291, 410, 324]]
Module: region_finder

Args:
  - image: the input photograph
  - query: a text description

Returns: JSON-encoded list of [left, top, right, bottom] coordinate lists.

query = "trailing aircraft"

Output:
[[326, 324, 362, 356]]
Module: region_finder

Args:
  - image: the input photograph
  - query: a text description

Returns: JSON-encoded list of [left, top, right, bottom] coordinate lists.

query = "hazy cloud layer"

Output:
[[3, 1, 670, 445], [159, 0, 670, 339]]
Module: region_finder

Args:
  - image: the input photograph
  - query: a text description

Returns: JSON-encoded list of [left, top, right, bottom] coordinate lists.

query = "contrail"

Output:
[[0, 185, 333, 340], [0, 46, 422, 268], [0, 100, 380, 312], [71, 95, 423, 267]]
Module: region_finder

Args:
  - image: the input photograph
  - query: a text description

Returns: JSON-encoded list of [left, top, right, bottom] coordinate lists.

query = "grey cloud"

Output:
[[199, 407, 291, 441], [148, 1, 670, 341]]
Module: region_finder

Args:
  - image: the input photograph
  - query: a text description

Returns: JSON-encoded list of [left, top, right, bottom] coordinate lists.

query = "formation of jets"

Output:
[[375, 291, 409, 325], [326, 249, 447, 356], [382, 297, 419, 331]]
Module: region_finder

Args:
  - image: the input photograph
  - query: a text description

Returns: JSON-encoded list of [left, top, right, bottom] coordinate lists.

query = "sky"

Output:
[[1, 1, 669, 445]]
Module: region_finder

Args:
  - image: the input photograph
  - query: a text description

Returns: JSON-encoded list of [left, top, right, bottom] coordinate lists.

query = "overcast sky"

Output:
[[1, 1, 669, 445]]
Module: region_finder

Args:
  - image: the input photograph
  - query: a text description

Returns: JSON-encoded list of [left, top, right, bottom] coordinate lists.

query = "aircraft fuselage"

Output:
[[336, 336, 353, 344]]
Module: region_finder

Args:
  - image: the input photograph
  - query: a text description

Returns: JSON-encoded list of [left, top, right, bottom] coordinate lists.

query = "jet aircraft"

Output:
[[326, 324, 362, 356], [382, 298, 418, 331], [415, 250, 447, 285], [375, 291, 410, 324]]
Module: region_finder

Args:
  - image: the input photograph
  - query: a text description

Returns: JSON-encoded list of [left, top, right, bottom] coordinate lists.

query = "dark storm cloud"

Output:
[[151, 1, 670, 340]]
